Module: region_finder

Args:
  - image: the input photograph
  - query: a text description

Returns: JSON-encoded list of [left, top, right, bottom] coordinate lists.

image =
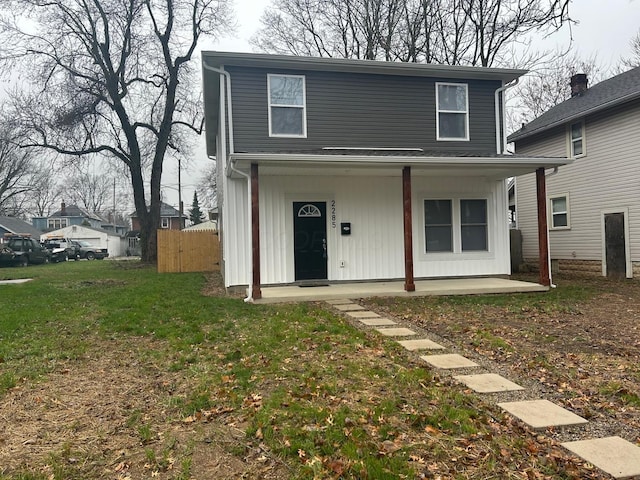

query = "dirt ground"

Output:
[[365, 274, 640, 440], [1, 273, 639, 479]]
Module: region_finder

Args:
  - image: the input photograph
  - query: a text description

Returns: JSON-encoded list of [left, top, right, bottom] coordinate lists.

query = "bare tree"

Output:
[[0, 122, 37, 216], [252, 0, 574, 67], [63, 166, 114, 214], [620, 29, 640, 70], [29, 163, 64, 217], [513, 52, 607, 127], [196, 161, 217, 213], [0, 0, 233, 261]]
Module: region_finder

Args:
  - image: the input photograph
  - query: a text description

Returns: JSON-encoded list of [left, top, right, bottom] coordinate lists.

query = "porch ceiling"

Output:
[[229, 153, 571, 181]]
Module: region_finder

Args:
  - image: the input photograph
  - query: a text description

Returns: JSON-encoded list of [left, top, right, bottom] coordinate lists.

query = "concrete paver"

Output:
[[0, 279, 32, 284], [498, 399, 588, 429], [420, 353, 479, 369], [346, 311, 381, 319], [397, 339, 445, 351], [454, 373, 524, 393], [561, 436, 640, 479], [376, 327, 417, 337], [358, 317, 397, 326], [325, 299, 353, 305], [334, 304, 365, 311]]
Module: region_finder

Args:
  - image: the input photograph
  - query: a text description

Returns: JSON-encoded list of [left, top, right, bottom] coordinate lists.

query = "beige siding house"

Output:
[[510, 68, 640, 278]]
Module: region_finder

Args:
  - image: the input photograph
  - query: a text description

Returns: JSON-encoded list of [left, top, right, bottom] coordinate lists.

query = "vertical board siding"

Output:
[[225, 172, 510, 286], [157, 230, 220, 273], [228, 66, 500, 154], [222, 177, 249, 287], [515, 99, 640, 263]]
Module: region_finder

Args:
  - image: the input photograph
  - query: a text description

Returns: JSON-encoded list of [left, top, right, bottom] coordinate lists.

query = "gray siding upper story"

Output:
[[227, 65, 502, 155]]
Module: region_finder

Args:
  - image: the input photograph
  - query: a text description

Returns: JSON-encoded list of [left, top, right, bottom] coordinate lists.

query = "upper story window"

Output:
[[550, 195, 570, 229], [268, 74, 307, 137], [569, 121, 585, 157], [436, 83, 469, 141], [48, 218, 68, 230]]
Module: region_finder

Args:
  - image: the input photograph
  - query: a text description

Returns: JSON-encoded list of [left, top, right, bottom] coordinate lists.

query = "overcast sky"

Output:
[[169, 0, 639, 211]]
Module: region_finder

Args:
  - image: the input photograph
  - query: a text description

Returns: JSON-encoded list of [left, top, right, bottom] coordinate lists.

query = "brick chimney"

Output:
[[570, 74, 588, 97], [61, 201, 66, 215]]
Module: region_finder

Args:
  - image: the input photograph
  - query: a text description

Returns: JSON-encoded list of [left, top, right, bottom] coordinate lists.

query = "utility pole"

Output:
[[112, 178, 116, 225], [178, 157, 183, 230]]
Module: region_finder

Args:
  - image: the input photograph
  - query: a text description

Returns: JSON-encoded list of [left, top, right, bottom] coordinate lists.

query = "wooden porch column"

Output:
[[536, 167, 551, 286], [251, 163, 262, 299], [402, 166, 415, 292]]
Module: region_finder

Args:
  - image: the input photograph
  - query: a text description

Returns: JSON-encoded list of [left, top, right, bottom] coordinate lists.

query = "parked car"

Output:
[[71, 240, 108, 260], [2, 234, 51, 266], [0, 245, 16, 266], [41, 237, 80, 262]]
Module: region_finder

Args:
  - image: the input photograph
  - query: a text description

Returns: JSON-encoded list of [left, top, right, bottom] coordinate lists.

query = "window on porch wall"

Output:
[[424, 198, 488, 253]]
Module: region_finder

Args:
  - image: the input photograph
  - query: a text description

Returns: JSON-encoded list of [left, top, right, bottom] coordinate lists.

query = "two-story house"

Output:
[[202, 52, 570, 300], [33, 202, 107, 232], [510, 68, 640, 279]]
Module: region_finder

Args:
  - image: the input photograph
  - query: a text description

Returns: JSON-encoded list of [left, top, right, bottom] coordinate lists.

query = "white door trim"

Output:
[[600, 207, 631, 278]]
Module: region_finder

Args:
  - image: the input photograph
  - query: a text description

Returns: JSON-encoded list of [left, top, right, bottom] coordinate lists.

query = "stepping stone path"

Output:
[[421, 353, 478, 369], [497, 399, 588, 429], [326, 299, 640, 478]]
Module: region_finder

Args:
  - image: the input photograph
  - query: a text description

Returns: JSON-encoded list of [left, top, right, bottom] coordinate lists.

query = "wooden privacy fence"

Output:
[[157, 230, 220, 273]]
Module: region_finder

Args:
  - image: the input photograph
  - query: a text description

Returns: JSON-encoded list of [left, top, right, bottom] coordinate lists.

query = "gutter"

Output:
[[202, 61, 253, 302], [494, 79, 519, 154]]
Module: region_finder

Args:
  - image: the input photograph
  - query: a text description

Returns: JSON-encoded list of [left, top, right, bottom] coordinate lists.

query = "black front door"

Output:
[[293, 202, 328, 281], [605, 212, 626, 279]]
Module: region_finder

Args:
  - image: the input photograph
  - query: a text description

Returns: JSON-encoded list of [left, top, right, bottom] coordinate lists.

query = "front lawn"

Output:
[[0, 263, 609, 479]]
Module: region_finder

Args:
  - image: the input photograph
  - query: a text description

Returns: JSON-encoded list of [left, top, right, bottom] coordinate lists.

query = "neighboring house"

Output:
[[41, 224, 126, 258], [33, 202, 105, 231], [509, 68, 640, 279], [202, 51, 569, 299], [0, 216, 43, 240], [130, 201, 186, 231]]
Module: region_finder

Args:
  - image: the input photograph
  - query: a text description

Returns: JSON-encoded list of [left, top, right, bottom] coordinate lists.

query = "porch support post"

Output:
[[251, 163, 262, 299], [536, 167, 551, 286], [402, 166, 415, 292]]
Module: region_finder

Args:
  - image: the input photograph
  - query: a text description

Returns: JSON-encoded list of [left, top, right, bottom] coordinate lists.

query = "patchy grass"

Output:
[[0, 263, 609, 479]]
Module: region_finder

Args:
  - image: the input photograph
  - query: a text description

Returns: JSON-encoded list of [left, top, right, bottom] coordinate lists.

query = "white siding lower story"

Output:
[[222, 173, 510, 287]]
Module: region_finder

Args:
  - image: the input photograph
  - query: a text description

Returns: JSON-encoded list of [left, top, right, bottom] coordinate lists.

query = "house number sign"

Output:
[[331, 200, 336, 228]]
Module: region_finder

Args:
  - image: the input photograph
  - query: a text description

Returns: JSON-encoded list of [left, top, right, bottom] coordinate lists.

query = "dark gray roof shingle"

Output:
[[0, 216, 43, 237], [508, 66, 640, 143]]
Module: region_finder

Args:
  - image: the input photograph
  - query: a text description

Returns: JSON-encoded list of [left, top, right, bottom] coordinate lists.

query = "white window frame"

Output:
[[48, 218, 68, 230], [423, 196, 490, 255], [267, 74, 307, 138], [436, 82, 470, 141], [549, 194, 571, 230], [568, 121, 585, 158], [161, 217, 169, 229]]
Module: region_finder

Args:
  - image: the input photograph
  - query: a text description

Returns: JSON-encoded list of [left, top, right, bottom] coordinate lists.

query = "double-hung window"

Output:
[[460, 199, 487, 251], [268, 74, 306, 137], [424, 198, 488, 253], [550, 195, 570, 229], [48, 218, 68, 230], [436, 83, 469, 141], [570, 121, 584, 157], [161, 217, 169, 229], [425, 200, 453, 252]]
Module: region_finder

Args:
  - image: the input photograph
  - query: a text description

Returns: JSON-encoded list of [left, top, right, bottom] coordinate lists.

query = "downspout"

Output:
[[494, 78, 519, 154], [203, 61, 253, 302], [545, 167, 560, 288]]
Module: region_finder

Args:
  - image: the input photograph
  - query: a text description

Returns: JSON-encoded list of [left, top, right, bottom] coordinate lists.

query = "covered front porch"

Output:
[[253, 277, 548, 304]]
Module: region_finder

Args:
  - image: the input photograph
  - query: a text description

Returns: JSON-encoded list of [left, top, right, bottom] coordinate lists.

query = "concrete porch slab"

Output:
[[561, 436, 640, 479], [0, 279, 32, 284], [358, 317, 397, 326], [454, 373, 524, 393], [421, 354, 479, 369], [397, 339, 445, 351], [333, 304, 365, 311], [346, 311, 380, 319], [498, 399, 588, 429], [254, 278, 548, 303], [376, 327, 417, 337]]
